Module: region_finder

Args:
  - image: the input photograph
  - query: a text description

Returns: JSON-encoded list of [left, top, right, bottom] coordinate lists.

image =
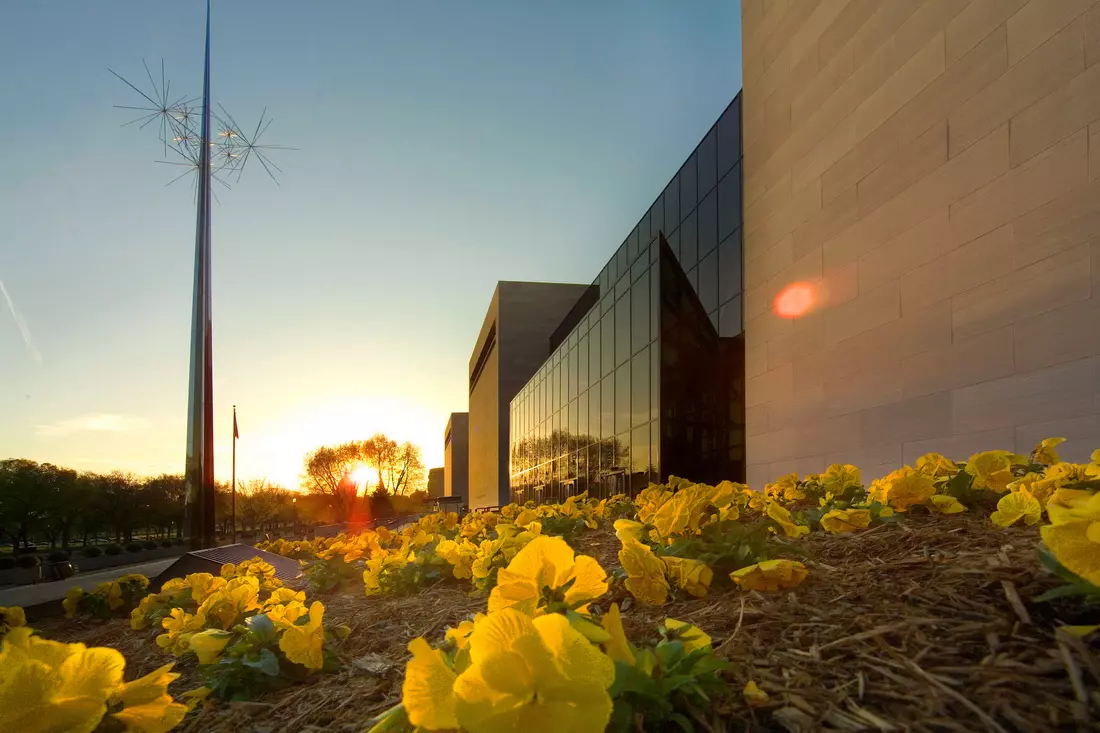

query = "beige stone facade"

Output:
[[742, 0, 1100, 486]]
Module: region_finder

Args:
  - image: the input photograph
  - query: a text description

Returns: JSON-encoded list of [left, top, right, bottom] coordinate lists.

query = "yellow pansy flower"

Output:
[[765, 473, 804, 503], [966, 451, 1015, 492], [743, 680, 769, 706], [926, 495, 967, 514], [0, 605, 26, 635], [130, 594, 164, 631], [265, 600, 309, 628], [878, 467, 935, 511], [184, 573, 227, 605], [111, 663, 188, 733], [1041, 489, 1100, 585], [197, 576, 261, 629], [1032, 437, 1066, 466], [279, 600, 325, 670], [619, 539, 669, 606], [600, 604, 634, 664], [95, 581, 124, 611], [156, 608, 206, 656], [1086, 449, 1100, 478], [188, 629, 233, 665], [819, 509, 871, 534], [730, 559, 808, 592], [916, 453, 958, 479], [445, 616, 483, 651], [263, 587, 306, 608], [488, 536, 608, 615], [63, 587, 85, 619], [821, 464, 862, 498], [991, 490, 1043, 527], [651, 485, 712, 539], [661, 556, 713, 597], [613, 519, 646, 544], [664, 619, 711, 653], [765, 501, 810, 538], [402, 637, 459, 730], [452, 609, 615, 733]]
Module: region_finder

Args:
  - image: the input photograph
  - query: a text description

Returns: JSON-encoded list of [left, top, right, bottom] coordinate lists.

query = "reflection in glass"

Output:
[[615, 294, 630, 367], [602, 313, 615, 377], [615, 363, 630, 436], [631, 350, 649, 428], [631, 269, 650, 354]]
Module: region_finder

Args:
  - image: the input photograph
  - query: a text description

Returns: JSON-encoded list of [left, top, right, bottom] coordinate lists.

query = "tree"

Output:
[[361, 434, 426, 496], [301, 442, 362, 522], [0, 459, 48, 548]]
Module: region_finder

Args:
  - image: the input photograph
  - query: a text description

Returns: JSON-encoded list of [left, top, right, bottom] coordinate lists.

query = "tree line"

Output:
[[1, 432, 429, 549], [301, 434, 428, 522], [0, 459, 314, 551]]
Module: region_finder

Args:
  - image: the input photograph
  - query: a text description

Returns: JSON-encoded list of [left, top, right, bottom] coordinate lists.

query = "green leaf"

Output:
[[242, 647, 281, 677], [1033, 582, 1100, 604], [364, 703, 408, 733], [668, 711, 696, 733], [246, 613, 277, 643], [610, 660, 662, 699], [656, 640, 685, 669]]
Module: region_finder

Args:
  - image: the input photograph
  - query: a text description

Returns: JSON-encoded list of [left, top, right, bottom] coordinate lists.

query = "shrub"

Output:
[[0, 556, 15, 570], [104, 544, 123, 556], [143, 540, 158, 551], [47, 550, 71, 562], [125, 542, 144, 553], [160, 539, 173, 548], [82, 546, 103, 558], [16, 554, 41, 569]]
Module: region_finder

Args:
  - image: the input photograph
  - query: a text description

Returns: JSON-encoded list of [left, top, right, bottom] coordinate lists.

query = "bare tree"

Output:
[[301, 442, 361, 522]]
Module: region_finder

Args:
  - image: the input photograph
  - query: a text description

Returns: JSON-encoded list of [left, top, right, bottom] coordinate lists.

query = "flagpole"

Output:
[[231, 405, 237, 544]]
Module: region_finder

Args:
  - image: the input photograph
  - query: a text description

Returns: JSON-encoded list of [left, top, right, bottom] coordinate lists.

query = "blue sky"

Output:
[[0, 0, 742, 488]]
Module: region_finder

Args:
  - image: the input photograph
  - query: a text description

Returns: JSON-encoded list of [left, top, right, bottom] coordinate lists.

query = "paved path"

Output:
[[0, 558, 177, 608]]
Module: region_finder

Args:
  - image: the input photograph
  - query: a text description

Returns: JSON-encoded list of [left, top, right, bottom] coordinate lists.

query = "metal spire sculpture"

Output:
[[111, 0, 290, 549]]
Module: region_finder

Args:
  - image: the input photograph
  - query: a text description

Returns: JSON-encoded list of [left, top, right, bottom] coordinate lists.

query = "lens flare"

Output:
[[773, 283, 815, 319]]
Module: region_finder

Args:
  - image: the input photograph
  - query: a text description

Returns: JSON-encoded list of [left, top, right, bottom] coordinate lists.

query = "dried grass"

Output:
[[37, 516, 1100, 732]]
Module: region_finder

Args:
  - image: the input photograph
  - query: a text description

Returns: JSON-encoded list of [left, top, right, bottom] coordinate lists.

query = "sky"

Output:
[[0, 1, 742, 490]]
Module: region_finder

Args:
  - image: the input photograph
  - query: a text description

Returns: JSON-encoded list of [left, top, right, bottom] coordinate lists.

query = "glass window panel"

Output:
[[561, 402, 570, 452], [585, 384, 596, 442], [680, 210, 698, 270], [589, 325, 601, 382], [708, 308, 719, 332], [718, 231, 742, 305], [666, 229, 679, 262], [616, 432, 631, 474], [616, 241, 629, 276], [650, 195, 664, 242], [649, 237, 658, 264], [698, 126, 717, 195], [681, 151, 698, 214], [599, 265, 610, 295], [602, 312, 615, 377], [719, 295, 743, 338], [686, 266, 698, 294], [664, 175, 680, 232], [650, 420, 660, 482], [615, 363, 630, 435], [646, 268, 655, 345], [601, 375, 615, 440], [631, 269, 650, 353], [698, 189, 718, 258], [698, 249, 718, 314], [650, 344, 659, 422], [553, 367, 561, 413], [629, 225, 640, 264], [578, 335, 590, 392], [718, 164, 741, 242], [632, 425, 649, 475], [718, 104, 741, 178], [631, 350, 649, 428], [632, 259, 646, 284], [601, 291, 614, 315], [568, 347, 578, 400], [641, 209, 651, 244], [615, 294, 631, 367], [615, 273, 629, 301]]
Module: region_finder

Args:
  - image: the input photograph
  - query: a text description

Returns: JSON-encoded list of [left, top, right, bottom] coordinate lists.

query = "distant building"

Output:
[[444, 412, 469, 504], [468, 282, 594, 509], [426, 467, 444, 499]]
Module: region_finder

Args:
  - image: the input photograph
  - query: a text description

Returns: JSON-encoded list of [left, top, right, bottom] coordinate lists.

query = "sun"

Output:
[[351, 464, 377, 488]]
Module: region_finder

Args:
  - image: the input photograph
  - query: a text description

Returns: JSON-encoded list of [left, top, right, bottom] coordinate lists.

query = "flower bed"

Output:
[[6, 438, 1098, 732]]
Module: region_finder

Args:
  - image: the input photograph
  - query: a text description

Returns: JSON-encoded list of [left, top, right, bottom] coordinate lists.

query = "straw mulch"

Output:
[[38, 516, 1098, 732]]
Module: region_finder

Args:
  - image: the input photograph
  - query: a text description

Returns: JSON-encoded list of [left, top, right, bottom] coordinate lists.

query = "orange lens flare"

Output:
[[773, 283, 816, 319]]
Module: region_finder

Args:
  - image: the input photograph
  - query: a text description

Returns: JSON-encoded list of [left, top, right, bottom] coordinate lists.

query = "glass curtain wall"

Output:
[[509, 96, 743, 503]]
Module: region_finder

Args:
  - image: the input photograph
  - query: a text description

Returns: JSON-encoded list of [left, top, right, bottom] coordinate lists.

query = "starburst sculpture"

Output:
[[110, 59, 293, 193]]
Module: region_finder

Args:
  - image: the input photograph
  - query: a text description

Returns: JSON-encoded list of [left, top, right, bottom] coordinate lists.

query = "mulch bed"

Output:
[[35, 516, 1100, 732]]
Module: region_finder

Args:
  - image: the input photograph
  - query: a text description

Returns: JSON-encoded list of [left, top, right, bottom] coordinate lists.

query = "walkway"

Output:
[[0, 558, 177, 609]]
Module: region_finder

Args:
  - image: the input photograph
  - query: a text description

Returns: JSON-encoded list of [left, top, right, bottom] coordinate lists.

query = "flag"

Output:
[[233, 409, 239, 440]]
